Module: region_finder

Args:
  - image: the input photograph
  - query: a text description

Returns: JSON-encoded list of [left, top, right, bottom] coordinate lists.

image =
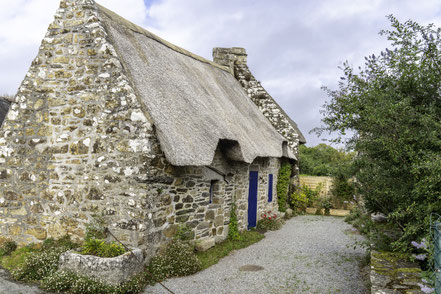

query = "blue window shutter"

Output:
[[268, 174, 273, 202]]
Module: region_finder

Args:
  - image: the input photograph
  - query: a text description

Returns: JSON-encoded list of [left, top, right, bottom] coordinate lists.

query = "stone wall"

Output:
[[0, 0, 283, 261], [370, 250, 428, 293]]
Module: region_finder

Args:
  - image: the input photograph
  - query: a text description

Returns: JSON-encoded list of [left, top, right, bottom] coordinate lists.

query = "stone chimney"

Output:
[[212, 47, 247, 73]]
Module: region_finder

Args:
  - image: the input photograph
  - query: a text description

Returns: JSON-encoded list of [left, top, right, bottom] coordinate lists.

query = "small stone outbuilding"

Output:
[[0, 0, 305, 258]]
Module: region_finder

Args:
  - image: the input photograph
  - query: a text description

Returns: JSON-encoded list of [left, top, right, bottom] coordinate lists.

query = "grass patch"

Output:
[[196, 230, 264, 270], [1, 246, 37, 271]]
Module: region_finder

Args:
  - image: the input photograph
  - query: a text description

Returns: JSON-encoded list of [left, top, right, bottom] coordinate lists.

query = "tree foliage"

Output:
[[299, 143, 354, 177], [276, 161, 291, 212], [318, 15, 441, 250]]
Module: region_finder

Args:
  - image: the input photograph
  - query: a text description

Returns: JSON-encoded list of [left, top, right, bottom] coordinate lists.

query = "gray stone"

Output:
[[58, 249, 144, 285], [182, 195, 193, 203], [239, 264, 264, 272], [205, 210, 215, 221], [197, 221, 210, 230], [214, 215, 224, 227], [195, 238, 215, 251], [371, 213, 387, 223]]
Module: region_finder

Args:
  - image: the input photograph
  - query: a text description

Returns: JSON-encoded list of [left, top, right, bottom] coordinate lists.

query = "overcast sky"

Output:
[[0, 0, 440, 146]]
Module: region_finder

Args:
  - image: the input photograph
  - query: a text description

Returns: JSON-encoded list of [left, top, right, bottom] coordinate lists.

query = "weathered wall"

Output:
[[0, 0, 159, 247], [0, 0, 282, 259]]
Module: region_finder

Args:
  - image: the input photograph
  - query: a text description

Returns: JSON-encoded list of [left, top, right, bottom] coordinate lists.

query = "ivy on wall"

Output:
[[228, 202, 241, 241], [276, 161, 291, 212]]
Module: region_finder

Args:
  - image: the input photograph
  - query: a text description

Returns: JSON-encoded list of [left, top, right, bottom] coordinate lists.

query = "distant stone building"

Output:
[[0, 0, 304, 257]]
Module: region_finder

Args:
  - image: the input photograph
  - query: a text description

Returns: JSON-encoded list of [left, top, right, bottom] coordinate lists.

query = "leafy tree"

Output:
[[299, 143, 354, 177], [317, 15, 441, 251]]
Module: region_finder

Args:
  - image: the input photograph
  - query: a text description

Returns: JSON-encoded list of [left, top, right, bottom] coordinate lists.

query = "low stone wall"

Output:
[[370, 250, 428, 293], [305, 207, 350, 216]]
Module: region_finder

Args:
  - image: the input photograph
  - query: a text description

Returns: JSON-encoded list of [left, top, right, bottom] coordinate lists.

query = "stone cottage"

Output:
[[0, 0, 305, 257]]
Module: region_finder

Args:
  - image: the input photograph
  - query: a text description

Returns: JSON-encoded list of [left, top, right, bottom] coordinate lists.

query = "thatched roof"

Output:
[[0, 97, 10, 126], [98, 5, 294, 166]]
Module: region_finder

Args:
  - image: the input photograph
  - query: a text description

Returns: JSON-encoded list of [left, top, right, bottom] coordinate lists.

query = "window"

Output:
[[268, 174, 273, 202], [209, 180, 217, 204]]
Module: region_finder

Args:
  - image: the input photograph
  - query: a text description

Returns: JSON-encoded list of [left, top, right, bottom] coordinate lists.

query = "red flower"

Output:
[[268, 217, 271, 220]]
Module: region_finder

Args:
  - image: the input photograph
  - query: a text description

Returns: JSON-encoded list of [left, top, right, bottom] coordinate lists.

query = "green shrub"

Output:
[[11, 247, 65, 281], [331, 174, 354, 200], [1, 246, 36, 271], [5, 236, 78, 282], [69, 275, 111, 294], [302, 184, 322, 206], [228, 202, 241, 241], [290, 190, 308, 212], [114, 272, 149, 294], [290, 184, 321, 212], [41, 270, 78, 293], [256, 211, 282, 231], [81, 238, 126, 258], [345, 206, 363, 223], [346, 208, 374, 235], [320, 198, 332, 215], [277, 161, 292, 212], [42, 270, 148, 294], [149, 239, 201, 280], [174, 225, 194, 242], [41, 235, 78, 251], [85, 215, 107, 241], [0, 239, 17, 256]]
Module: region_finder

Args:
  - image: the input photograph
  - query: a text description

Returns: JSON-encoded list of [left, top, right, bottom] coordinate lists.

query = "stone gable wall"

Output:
[[0, 0, 282, 260], [213, 47, 303, 185], [0, 0, 160, 247]]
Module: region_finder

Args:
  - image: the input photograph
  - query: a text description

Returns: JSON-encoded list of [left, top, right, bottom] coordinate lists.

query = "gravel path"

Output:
[[0, 215, 368, 294], [145, 215, 369, 294], [0, 268, 45, 294]]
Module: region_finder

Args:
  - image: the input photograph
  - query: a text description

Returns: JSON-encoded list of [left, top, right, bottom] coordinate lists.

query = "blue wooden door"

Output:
[[248, 171, 258, 229], [268, 174, 273, 202]]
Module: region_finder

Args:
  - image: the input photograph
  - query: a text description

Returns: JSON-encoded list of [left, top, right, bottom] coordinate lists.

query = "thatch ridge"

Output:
[[97, 4, 231, 74]]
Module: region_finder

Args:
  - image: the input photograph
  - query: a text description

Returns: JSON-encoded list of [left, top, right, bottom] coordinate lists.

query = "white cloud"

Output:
[[98, 0, 148, 25]]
